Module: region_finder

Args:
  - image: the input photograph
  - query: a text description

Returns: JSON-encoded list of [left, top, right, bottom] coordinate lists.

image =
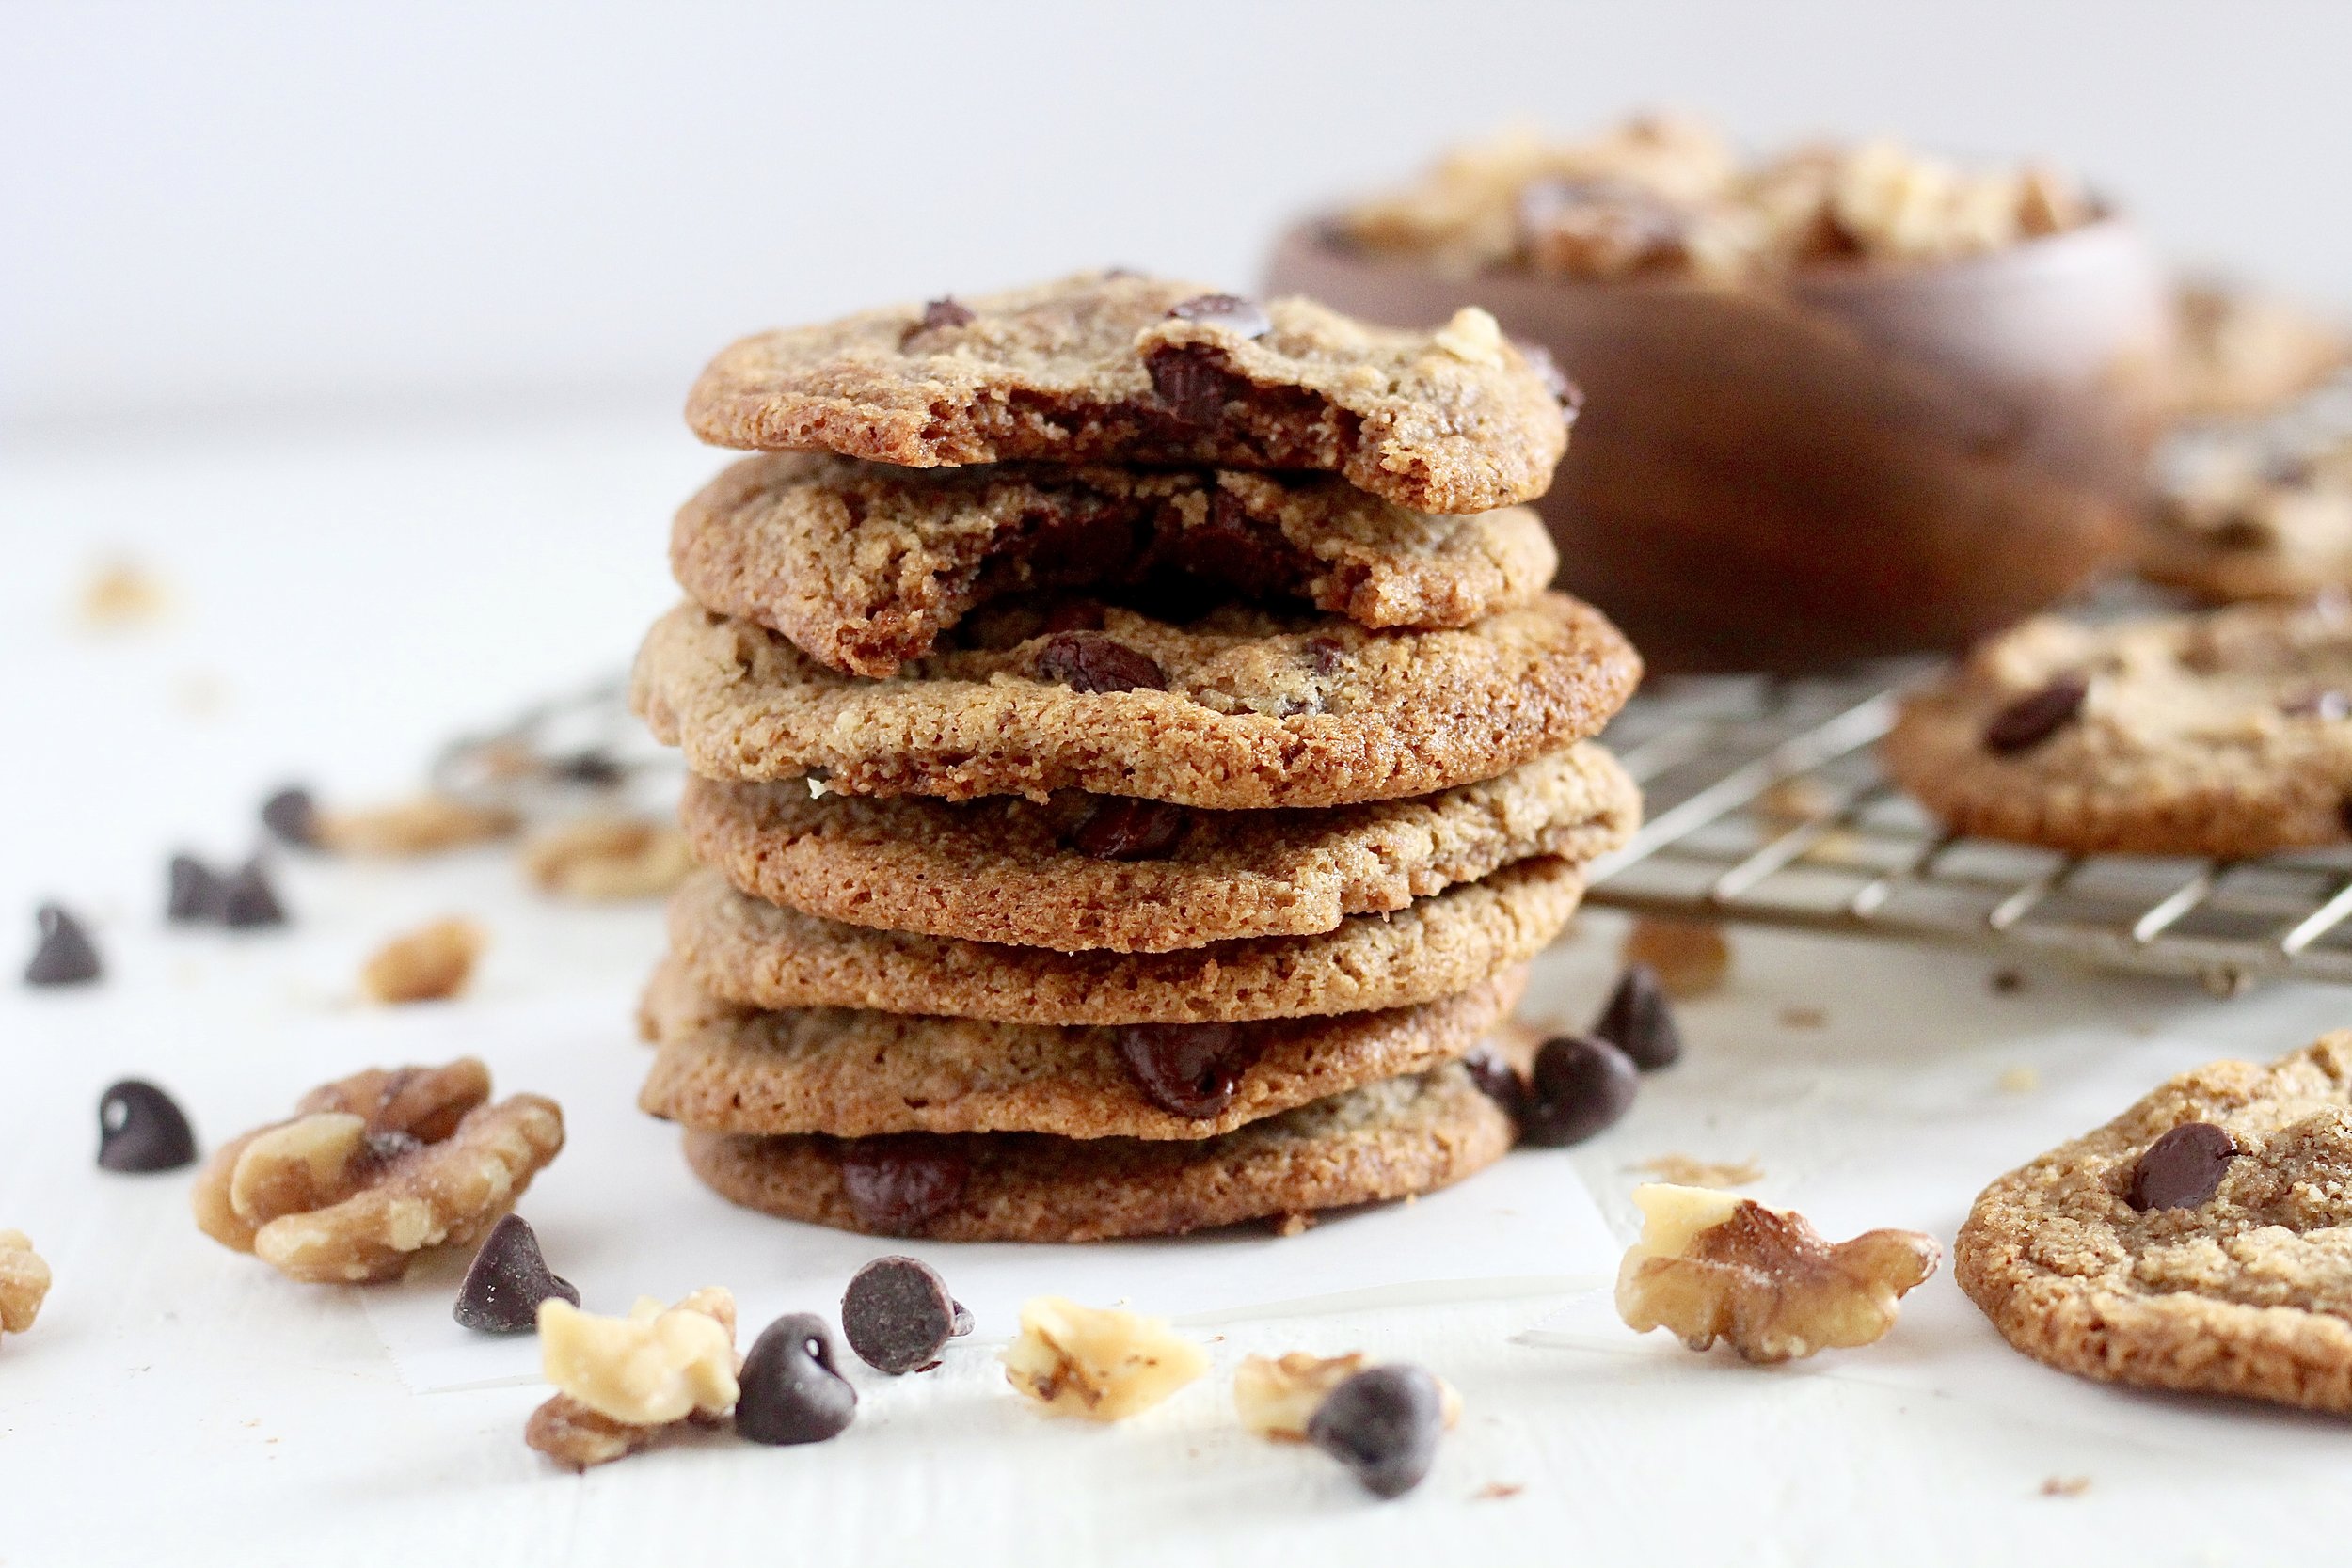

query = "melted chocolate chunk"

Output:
[[260, 785, 319, 847], [218, 858, 288, 928], [840, 1255, 960, 1375], [737, 1313, 857, 1445], [1033, 631, 1166, 693], [1983, 674, 2089, 755], [919, 296, 975, 331], [167, 855, 227, 924], [1304, 635, 1347, 676], [97, 1080, 199, 1173], [1113, 1022, 1263, 1118], [550, 749, 626, 787], [1148, 345, 1239, 424], [1514, 1034, 1639, 1148], [452, 1213, 579, 1334], [24, 904, 101, 987], [2126, 1121, 2238, 1212], [837, 1136, 971, 1234], [1160, 492, 1307, 598], [1592, 963, 1681, 1071], [1064, 797, 1186, 861], [1168, 293, 1271, 339], [1307, 1364, 1445, 1499]]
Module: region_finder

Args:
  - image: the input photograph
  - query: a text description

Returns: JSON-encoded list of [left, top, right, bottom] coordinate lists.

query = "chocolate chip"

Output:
[[1592, 963, 1681, 1071], [736, 1313, 858, 1445], [1983, 674, 2088, 755], [1305, 636, 1346, 676], [1514, 1035, 1639, 1148], [2339, 797, 2352, 837], [167, 854, 227, 923], [2284, 689, 2351, 721], [452, 1213, 579, 1333], [1165, 492, 1306, 597], [1148, 345, 1237, 424], [1114, 1022, 1264, 1118], [1306, 1364, 1445, 1498], [260, 785, 318, 847], [2126, 1121, 2238, 1212], [1033, 631, 1166, 693], [919, 297, 975, 331], [550, 748, 626, 787], [2210, 515, 2275, 550], [1461, 1048, 1522, 1111], [841, 1255, 961, 1374], [96, 1080, 199, 1172], [24, 904, 100, 987], [1516, 341, 1583, 417], [217, 858, 287, 928], [838, 1136, 970, 1234], [1064, 797, 1186, 861], [1168, 293, 1271, 339], [951, 1301, 975, 1337]]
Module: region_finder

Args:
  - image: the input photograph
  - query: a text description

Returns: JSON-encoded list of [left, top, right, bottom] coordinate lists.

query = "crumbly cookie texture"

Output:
[[2169, 280, 2347, 420], [684, 273, 1573, 515], [2141, 437, 2352, 604], [668, 857, 1584, 1025], [190, 1059, 564, 1283], [681, 1036, 1532, 1243], [1957, 1034, 2352, 1414], [631, 594, 1638, 809], [681, 742, 1635, 953], [635, 958, 1523, 1140], [673, 454, 1559, 678], [1883, 601, 2352, 859]]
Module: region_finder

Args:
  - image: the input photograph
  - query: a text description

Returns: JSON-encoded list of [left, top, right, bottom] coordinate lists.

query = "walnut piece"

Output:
[[190, 1058, 563, 1283], [1633, 1154, 1763, 1189], [314, 795, 518, 856], [1430, 306, 1504, 367], [360, 917, 485, 1004], [520, 816, 697, 901], [1233, 1351, 1462, 1442], [528, 1288, 739, 1470], [1622, 917, 1730, 999], [0, 1230, 51, 1338], [1001, 1296, 1207, 1421], [1614, 1183, 1940, 1363]]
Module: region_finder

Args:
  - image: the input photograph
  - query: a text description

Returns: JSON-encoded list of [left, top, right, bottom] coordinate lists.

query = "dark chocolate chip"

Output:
[[2284, 689, 2351, 721], [1305, 636, 1346, 676], [1114, 1022, 1264, 1118], [550, 749, 626, 787], [841, 1255, 961, 1374], [838, 1136, 971, 1234], [1516, 341, 1583, 418], [1983, 674, 2089, 755], [1168, 293, 1271, 339], [453, 1213, 579, 1333], [96, 1080, 199, 1172], [1514, 1034, 1639, 1148], [167, 854, 227, 923], [1460, 1048, 1523, 1112], [1064, 797, 1186, 861], [919, 297, 975, 331], [24, 904, 100, 987], [736, 1312, 858, 1445], [1990, 968, 2025, 995], [261, 785, 319, 847], [2340, 797, 2352, 837], [1306, 1364, 1445, 1499], [2126, 1121, 2238, 1212], [1164, 492, 1306, 597], [218, 858, 288, 928], [2210, 515, 2275, 550], [1033, 631, 1166, 694], [951, 1300, 975, 1337], [1148, 345, 1237, 424], [1592, 963, 1681, 1071]]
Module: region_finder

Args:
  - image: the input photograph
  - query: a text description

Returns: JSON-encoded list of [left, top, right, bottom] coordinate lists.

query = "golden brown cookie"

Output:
[[2140, 440, 2352, 604], [672, 454, 1559, 678], [678, 742, 1636, 953], [631, 595, 1639, 809], [683, 272, 1575, 515], [636, 958, 1524, 1140], [1957, 1034, 2352, 1414], [667, 857, 1583, 1024]]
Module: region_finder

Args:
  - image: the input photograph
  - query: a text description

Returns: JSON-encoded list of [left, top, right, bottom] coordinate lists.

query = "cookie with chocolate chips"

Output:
[[682, 272, 1575, 515], [1883, 601, 2352, 858], [2140, 440, 2352, 606], [1957, 1033, 2352, 1414], [672, 454, 1559, 677]]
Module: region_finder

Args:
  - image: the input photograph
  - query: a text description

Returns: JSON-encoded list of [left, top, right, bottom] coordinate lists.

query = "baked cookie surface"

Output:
[[667, 857, 1584, 1024], [1883, 602, 2352, 858], [2141, 442, 2352, 604], [1957, 1034, 2352, 1414], [680, 741, 1635, 953], [632, 594, 1637, 809], [673, 453, 1559, 677], [2169, 281, 2346, 420], [636, 958, 1523, 1141], [683, 272, 1575, 515]]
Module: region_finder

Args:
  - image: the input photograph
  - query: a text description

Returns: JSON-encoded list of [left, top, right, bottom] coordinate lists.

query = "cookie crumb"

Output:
[[76, 558, 169, 629], [1269, 1211, 1315, 1238], [520, 816, 697, 900], [1998, 1066, 2042, 1095], [1473, 1481, 1524, 1501], [1622, 917, 1729, 999], [1778, 1006, 1826, 1029], [2040, 1475, 2090, 1497], [360, 917, 485, 1004], [1634, 1154, 1763, 1189]]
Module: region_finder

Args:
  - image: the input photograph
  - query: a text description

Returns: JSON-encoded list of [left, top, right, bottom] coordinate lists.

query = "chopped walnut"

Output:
[[1430, 306, 1505, 367], [2041, 1475, 2091, 1498], [520, 816, 697, 901], [1622, 917, 1730, 999], [0, 1231, 51, 1339], [360, 916, 485, 1004], [1001, 1296, 1208, 1421], [313, 795, 518, 856], [1999, 1066, 2042, 1095], [76, 559, 169, 629], [1233, 1351, 1461, 1442], [1615, 1183, 1939, 1363], [190, 1058, 563, 1283], [1633, 1154, 1763, 1189], [528, 1288, 739, 1470]]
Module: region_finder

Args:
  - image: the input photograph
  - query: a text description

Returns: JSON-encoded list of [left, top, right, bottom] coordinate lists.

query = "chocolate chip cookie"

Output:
[[1957, 1034, 2352, 1413], [683, 272, 1574, 515], [679, 742, 1635, 953], [1883, 601, 2352, 858], [667, 857, 1584, 1024], [2141, 441, 2352, 604], [673, 453, 1559, 677], [637, 958, 1524, 1140], [632, 595, 1639, 809]]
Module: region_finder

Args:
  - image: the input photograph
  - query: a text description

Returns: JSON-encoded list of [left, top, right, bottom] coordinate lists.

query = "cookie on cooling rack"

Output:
[[1883, 601, 2352, 860], [2141, 440, 2352, 604]]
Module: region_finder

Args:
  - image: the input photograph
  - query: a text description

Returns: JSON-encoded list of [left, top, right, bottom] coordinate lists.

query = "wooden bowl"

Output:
[[1267, 219, 2176, 672]]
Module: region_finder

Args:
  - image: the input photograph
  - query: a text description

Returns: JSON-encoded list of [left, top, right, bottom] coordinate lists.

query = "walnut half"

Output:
[[528, 1288, 740, 1469], [1614, 1183, 1939, 1363], [0, 1231, 51, 1339]]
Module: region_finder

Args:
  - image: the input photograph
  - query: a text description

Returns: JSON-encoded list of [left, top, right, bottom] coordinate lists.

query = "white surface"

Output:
[[9, 421, 2352, 1566]]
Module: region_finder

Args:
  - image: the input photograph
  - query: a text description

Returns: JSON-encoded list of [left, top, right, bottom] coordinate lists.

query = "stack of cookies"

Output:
[[628, 272, 1643, 1242]]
